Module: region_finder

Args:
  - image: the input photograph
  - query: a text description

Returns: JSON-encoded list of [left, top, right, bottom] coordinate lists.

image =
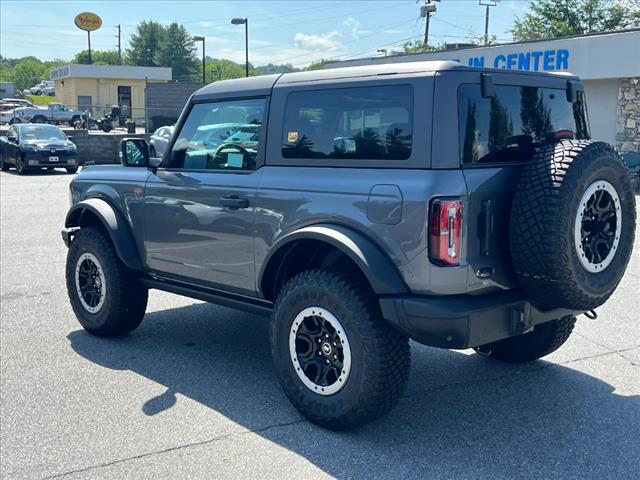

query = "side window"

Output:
[[458, 84, 590, 164], [168, 98, 265, 171], [282, 85, 413, 161]]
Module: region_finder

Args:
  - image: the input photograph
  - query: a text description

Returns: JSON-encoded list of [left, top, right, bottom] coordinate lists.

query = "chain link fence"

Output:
[[0, 103, 178, 134]]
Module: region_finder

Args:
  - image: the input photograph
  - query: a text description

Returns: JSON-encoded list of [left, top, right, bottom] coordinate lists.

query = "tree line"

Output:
[[1, 0, 638, 91]]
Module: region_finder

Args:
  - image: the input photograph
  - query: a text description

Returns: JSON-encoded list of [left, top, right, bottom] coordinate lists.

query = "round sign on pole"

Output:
[[74, 12, 102, 32]]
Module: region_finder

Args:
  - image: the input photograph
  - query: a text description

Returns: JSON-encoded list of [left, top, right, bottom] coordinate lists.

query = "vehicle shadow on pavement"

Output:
[[67, 302, 640, 479]]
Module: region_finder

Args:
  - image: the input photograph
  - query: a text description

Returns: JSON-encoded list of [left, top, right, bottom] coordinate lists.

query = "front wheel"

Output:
[[271, 269, 410, 430], [66, 227, 148, 337], [66, 166, 78, 174], [16, 156, 27, 175], [475, 316, 576, 363]]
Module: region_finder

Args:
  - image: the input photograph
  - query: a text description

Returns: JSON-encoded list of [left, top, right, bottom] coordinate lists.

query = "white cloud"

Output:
[[253, 40, 272, 47], [383, 29, 403, 35], [343, 17, 370, 39], [197, 21, 216, 28], [294, 31, 342, 50]]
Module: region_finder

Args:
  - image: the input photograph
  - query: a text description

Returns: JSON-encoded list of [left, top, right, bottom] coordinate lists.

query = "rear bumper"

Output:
[[379, 290, 581, 349]]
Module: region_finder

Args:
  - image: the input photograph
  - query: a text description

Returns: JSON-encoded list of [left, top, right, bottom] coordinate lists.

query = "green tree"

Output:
[[305, 59, 339, 71], [74, 50, 121, 65], [13, 59, 48, 91], [512, 0, 640, 41], [126, 20, 164, 66], [206, 58, 246, 81], [154, 22, 198, 81]]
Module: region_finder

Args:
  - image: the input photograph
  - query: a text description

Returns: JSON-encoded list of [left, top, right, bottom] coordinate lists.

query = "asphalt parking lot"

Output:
[[1, 170, 639, 480]]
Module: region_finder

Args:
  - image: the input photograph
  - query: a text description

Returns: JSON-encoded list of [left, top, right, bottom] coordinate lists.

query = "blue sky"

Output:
[[0, 0, 530, 67]]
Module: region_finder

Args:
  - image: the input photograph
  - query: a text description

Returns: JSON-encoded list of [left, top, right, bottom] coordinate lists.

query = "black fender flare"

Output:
[[259, 224, 408, 297], [65, 198, 143, 271]]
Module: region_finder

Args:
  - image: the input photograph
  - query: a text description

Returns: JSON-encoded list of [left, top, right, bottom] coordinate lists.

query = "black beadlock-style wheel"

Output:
[[66, 227, 148, 337], [270, 269, 410, 430], [476, 316, 577, 363], [510, 140, 636, 311]]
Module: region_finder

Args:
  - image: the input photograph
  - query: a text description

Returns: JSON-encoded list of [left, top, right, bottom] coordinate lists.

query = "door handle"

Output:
[[220, 195, 250, 209]]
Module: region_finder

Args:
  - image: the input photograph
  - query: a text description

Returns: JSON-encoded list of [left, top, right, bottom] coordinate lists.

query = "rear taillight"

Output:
[[430, 198, 463, 266]]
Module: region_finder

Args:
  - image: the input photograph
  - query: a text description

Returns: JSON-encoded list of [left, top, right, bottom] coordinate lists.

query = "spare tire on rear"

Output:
[[510, 140, 636, 311]]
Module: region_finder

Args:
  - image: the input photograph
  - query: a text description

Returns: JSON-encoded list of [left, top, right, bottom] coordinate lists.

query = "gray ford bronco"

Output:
[[62, 61, 636, 430]]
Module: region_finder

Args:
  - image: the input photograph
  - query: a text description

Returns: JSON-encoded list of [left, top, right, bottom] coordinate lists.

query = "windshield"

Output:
[[20, 125, 66, 142]]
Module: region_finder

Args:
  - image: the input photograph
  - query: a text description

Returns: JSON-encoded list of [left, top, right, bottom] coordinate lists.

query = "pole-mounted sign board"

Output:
[[74, 12, 102, 32]]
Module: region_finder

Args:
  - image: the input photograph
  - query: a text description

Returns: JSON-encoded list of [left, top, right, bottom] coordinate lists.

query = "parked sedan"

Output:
[[0, 124, 78, 174], [149, 125, 175, 157]]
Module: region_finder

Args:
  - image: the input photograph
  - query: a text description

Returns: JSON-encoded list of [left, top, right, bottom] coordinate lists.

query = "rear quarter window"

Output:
[[282, 85, 414, 161], [458, 84, 590, 165]]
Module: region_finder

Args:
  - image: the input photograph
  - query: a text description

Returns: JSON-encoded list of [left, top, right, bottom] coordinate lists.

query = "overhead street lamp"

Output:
[[231, 17, 249, 77], [479, 0, 500, 46], [193, 35, 206, 84]]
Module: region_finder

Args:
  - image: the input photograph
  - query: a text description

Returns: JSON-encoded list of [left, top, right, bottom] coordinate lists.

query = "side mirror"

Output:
[[120, 138, 149, 167]]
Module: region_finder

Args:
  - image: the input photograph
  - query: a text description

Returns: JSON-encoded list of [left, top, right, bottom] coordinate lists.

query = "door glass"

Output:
[[168, 98, 265, 171]]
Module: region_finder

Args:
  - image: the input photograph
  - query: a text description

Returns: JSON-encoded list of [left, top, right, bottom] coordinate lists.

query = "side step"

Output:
[[141, 278, 273, 317]]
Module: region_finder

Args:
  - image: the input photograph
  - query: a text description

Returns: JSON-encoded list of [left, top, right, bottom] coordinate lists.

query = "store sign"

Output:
[[51, 66, 70, 80], [74, 12, 102, 32], [464, 48, 570, 72]]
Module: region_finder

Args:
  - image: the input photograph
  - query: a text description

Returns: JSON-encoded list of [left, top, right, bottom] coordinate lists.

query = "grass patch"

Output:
[[26, 95, 57, 105]]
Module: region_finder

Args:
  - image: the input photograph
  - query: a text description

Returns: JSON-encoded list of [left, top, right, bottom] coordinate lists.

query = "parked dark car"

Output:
[[62, 61, 636, 430], [0, 124, 78, 174]]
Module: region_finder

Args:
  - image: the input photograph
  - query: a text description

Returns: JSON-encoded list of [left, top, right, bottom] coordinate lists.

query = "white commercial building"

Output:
[[327, 29, 640, 153]]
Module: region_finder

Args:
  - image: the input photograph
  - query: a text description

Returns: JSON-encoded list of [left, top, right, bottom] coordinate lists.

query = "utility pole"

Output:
[[116, 24, 122, 64], [479, 0, 499, 46], [420, 1, 439, 48]]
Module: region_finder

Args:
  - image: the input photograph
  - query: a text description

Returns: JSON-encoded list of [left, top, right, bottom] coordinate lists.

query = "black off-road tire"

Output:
[[478, 316, 576, 363], [271, 269, 410, 430], [510, 140, 636, 310], [66, 227, 148, 337], [32, 115, 47, 124], [1, 157, 9, 171], [66, 166, 78, 174]]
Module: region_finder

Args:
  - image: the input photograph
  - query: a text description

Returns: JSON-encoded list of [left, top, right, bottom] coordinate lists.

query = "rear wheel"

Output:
[[1, 157, 9, 171], [271, 269, 410, 430], [32, 115, 47, 124], [66, 227, 148, 337], [476, 316, 576, 363]]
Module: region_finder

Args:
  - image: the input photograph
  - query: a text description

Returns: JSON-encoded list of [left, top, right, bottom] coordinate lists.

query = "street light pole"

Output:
[[193, 36, 206, 84], [231, 17, 249, 77]]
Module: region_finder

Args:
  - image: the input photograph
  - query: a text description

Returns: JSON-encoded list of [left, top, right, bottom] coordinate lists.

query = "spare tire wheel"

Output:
[[510, 140, 636, 311]]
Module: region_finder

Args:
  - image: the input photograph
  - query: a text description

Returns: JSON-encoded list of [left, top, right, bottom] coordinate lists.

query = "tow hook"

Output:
[[584, 310, 598, 320]]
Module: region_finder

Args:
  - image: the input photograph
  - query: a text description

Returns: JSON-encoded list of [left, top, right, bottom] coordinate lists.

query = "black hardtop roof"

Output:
[[192, 60, 577, 99]]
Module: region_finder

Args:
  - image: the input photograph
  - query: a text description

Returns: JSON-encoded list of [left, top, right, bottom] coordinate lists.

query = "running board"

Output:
[[141, 278, 273, 317]]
